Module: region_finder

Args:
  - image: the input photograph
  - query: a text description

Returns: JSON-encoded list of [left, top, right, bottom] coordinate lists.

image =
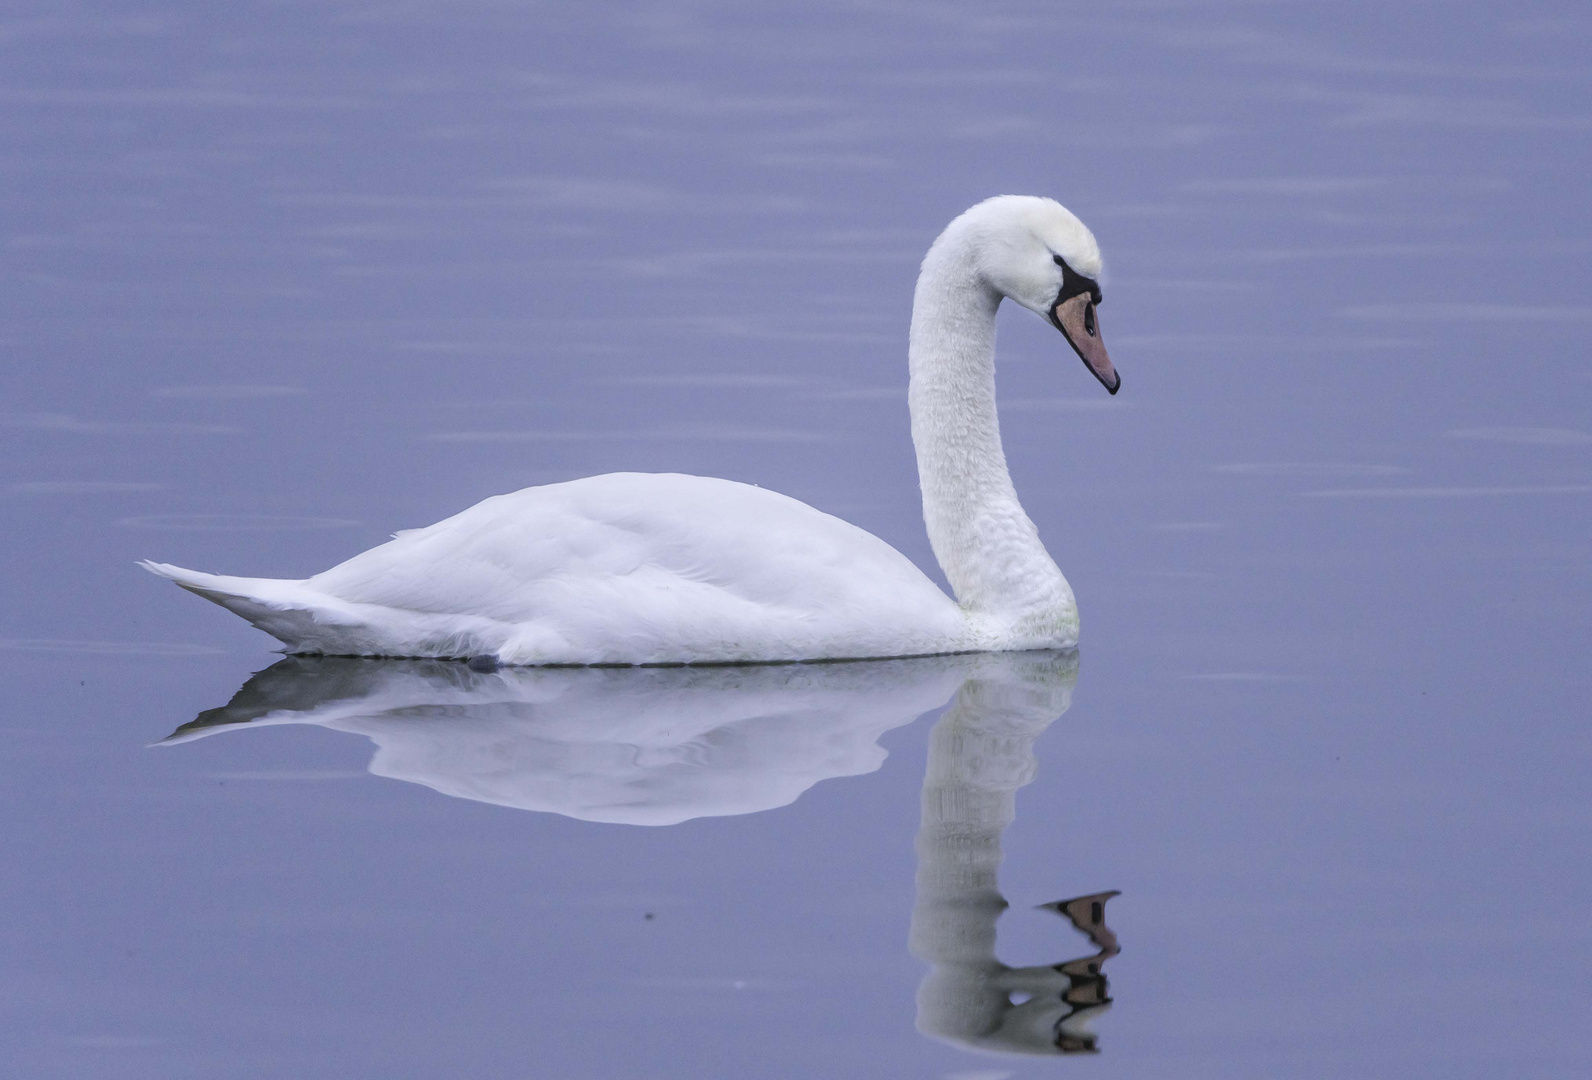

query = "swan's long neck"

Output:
[[909, 231, 1075, 634]]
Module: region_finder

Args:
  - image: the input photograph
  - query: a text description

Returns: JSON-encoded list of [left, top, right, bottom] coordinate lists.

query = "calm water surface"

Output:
[[2, 2, 1589, 1077]]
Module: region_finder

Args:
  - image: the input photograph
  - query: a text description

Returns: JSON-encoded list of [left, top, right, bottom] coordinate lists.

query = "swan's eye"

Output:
[[1083, 302, 1096, 337]]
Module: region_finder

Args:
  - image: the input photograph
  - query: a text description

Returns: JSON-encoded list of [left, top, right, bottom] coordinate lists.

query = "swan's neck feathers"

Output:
[[909, 229, 1076, 640]]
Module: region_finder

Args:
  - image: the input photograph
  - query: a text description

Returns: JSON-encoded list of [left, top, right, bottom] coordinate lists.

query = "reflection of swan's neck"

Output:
[[910, 676, 1050, 1038], [909, 229, 1073, 631], [909, 656, 1116, 1057]]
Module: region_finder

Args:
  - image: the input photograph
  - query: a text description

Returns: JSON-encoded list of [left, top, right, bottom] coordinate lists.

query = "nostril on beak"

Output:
[[1084, 303, 1096, 337]]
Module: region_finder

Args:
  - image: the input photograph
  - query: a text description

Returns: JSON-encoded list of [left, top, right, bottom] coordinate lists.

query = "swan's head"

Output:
[[942, 195, 1119, 394]]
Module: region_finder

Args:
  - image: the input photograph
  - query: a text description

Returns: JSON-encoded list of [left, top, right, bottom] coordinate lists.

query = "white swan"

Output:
[[141, 195, 1119, 665]]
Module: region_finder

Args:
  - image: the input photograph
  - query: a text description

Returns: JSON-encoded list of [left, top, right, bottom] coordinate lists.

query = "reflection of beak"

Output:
[[1051, 293, 1119, 395]]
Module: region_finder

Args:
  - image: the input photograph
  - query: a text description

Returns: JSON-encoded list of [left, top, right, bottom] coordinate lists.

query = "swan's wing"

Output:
[[307, 473, 964, 663]]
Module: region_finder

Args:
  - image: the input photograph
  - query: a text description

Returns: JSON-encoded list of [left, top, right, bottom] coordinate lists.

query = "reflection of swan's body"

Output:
[[166, 649, 1118, 1052], [911, 651, 1120, 1055], [141, 196, 1119, 665], [164, 653, 988, 824]]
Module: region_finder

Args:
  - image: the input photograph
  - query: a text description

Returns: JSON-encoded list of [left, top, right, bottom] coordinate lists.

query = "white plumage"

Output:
[[143, 195, 1118, 665], [144, 473, 967, 664]]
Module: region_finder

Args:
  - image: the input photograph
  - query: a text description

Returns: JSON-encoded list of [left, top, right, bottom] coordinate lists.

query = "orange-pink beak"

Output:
[[1051, 292, 1119, 395]]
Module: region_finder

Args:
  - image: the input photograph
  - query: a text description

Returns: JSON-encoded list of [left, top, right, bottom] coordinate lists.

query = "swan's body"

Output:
[[145, 474, 974, 664], [143, 195, 1119, 665]]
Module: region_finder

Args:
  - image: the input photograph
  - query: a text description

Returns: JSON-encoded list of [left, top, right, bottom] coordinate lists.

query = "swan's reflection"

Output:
[[164, 654, 975, 825], [912, 651, 1119, 1054], [165, 650, 1116, 1053]]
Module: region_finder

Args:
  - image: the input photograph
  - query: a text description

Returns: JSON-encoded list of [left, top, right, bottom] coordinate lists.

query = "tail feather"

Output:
[[139, 561, 304, 606], [138, 561, 503, 659], [137, 560, 350, 649]]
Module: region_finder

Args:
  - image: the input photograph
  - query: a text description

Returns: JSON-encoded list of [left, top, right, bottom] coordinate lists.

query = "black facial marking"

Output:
[[1052, 253, 1102, 305]]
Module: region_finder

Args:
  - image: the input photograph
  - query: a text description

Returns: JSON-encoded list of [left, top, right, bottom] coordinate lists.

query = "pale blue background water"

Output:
[[2, 2, 1589, 1076]]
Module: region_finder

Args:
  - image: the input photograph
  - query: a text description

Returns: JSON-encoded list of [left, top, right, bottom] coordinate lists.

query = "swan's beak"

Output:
[[1052, 293, 1119, 395]]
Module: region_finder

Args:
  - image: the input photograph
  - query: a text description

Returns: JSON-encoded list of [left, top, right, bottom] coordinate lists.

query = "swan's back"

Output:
[[153, 473, 968, 665]]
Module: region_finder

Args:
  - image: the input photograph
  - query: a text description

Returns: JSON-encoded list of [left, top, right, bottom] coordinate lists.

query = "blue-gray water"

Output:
[[2, 2, 1589, 1076]]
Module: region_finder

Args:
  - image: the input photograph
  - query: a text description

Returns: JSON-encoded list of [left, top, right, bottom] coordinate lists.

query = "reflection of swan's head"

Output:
[[920, 194, 1116, 394]]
